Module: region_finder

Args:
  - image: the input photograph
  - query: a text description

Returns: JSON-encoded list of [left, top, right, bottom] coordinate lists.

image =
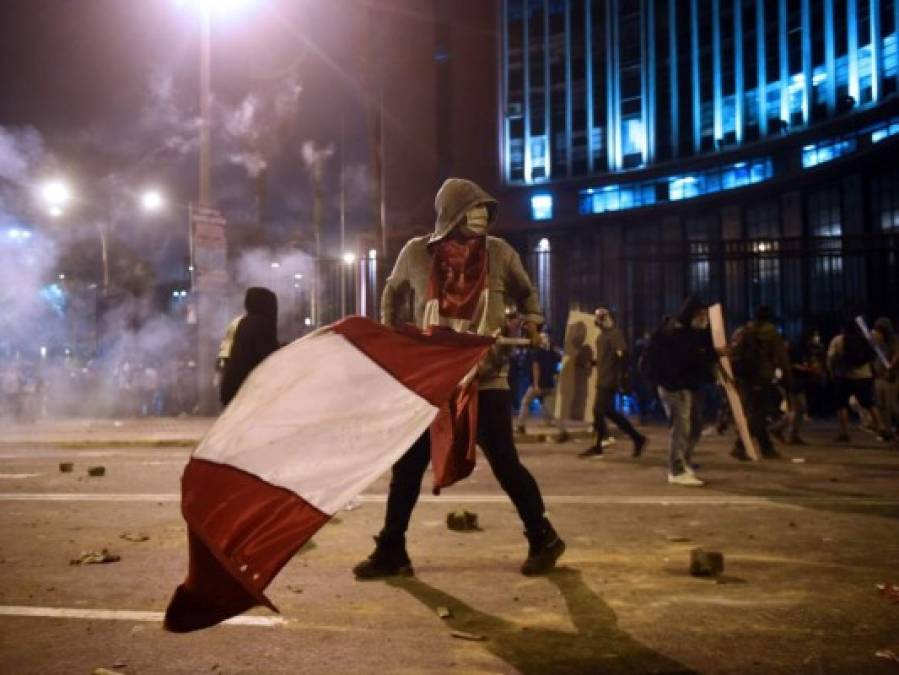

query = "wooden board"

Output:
[[709, 303, 759, 461], [554, 311, 599, 424]]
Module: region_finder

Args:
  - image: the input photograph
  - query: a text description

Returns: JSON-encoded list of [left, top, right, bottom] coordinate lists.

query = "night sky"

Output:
[[0, 0, 378, 282]]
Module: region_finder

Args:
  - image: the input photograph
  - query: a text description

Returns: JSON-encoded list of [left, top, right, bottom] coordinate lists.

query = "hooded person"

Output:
[[646, 295, 718, 486], [354, 177, 565, 579], [219, 287, 280, 407]]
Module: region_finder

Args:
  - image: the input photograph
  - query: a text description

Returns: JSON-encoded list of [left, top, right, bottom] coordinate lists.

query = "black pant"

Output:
[[592, 386, 642, 443], [380, 389, 546, 544], [736, 382, 776, 454]]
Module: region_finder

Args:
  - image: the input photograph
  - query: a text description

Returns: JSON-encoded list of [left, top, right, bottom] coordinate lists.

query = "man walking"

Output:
[[730, 305, 791, 460], [353, 178, 565, 579], [579, 307, 646, 458], [647, 297, 718, 486], [516, 332, 569, 441]]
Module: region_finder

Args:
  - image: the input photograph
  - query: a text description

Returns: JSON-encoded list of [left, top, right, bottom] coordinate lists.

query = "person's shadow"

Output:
[[388, 567, 694, 674]]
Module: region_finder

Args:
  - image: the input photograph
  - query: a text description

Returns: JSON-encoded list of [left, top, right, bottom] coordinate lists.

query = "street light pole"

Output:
[[199, 6, 213, 206]]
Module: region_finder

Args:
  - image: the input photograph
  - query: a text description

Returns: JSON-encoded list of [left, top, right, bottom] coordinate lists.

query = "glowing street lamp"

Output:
[[40, 179, 72, 216], [140, 189, 164, 212], [342, 252, 356, 265]]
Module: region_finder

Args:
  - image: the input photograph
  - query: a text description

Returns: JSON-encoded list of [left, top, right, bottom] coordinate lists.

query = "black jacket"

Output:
[[219, 287, 279, 406], [653, 296, 717, 391]]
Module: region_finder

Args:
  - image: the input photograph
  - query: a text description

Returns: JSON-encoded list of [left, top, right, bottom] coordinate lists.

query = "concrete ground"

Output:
[[0, 417, 898, 674]]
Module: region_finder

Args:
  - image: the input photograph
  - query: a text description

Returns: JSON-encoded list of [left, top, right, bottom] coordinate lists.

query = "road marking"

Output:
[[1, 493, 897, 506], [0, 474, 40, 479], [0, 605, 286, 626]]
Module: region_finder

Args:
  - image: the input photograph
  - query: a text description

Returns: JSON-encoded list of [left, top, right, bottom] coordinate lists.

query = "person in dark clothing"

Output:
[[579, 307, 647, 459], [730, 305, 791, 460], [649, 296, 719, 486], [515, 332, 569, 441], [219, 287, 280, 407]]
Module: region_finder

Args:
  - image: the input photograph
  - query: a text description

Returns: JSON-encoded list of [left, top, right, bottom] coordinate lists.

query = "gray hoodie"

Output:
[[381, 178, 543, 390]]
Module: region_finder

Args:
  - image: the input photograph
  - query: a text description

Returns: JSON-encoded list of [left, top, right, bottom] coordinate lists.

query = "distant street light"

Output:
[[342, 252, 356, 265], [141, 189, 164, 212], [40, 179, 72, 216]]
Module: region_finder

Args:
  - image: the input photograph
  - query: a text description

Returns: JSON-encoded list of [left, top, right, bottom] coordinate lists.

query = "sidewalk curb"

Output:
[[0, 439, 199, 449]]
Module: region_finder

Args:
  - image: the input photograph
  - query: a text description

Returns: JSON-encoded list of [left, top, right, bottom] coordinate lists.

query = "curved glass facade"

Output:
[[501, 0, 899, 185]]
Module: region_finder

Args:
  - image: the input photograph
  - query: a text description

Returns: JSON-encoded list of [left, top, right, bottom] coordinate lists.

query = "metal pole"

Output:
[[199, 8, 212, 207], [340, 116, 346, 317]]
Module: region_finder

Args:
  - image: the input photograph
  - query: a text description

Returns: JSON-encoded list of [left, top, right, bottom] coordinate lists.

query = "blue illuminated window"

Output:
[[530, 194, 553, 220]]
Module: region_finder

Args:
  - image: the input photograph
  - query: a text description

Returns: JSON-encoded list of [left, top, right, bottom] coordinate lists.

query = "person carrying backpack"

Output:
[[827, 319, 890, 443], [730, 305, 792, 460]]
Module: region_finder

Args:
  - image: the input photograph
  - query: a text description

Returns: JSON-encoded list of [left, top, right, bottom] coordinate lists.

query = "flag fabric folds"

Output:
[[164, 316, 493, 632]]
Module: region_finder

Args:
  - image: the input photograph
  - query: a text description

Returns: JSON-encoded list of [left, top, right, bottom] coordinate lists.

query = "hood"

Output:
[[677, 295, 705, 325], [244, 287, 277, 319], [428, 178, 498, 246], [874, 317, 894, 338]]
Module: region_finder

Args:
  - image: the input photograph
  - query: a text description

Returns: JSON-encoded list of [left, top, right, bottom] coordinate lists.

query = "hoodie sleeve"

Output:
[[380, 240, 413, 326], [506, 247, 544, 327]]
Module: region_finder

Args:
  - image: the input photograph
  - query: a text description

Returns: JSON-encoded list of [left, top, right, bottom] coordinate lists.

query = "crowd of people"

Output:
[[509, 298, 899, 487], [0, 355, 198, 421]]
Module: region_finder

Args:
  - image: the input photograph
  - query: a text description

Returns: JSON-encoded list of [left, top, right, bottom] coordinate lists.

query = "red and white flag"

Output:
[[164, 316, 492, 632]]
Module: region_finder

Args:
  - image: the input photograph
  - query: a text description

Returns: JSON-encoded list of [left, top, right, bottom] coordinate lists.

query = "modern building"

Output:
[[377, 0, 899, 340]]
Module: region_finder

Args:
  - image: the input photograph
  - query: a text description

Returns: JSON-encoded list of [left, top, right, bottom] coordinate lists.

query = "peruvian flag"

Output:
[[163, 316, 492, 632]]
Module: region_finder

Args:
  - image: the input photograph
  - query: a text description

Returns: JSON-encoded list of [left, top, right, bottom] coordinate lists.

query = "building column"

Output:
[[734, 0, 744, 143], [756, 0, 767, 135], [824, 0, 836, 116], [500, 0, 510, 184], [585, 0, 595, 172], [801, 0, 812, 124], [690, 0, 701, 153], [605, 0, 619, 171], [778, 0, 789, 124], [564, 0, 573, 176], [847, 0, 859, 103], [523, 2, 532, 182], [643, 0, 655, 164], [543, 0, 551, 180], [870, 0, 882, 103], [712, 0, 723, 143], [669, 0, 679, 156]]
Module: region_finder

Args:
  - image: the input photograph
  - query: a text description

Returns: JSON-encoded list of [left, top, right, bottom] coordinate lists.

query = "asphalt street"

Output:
[[1, 417, 898, 674]]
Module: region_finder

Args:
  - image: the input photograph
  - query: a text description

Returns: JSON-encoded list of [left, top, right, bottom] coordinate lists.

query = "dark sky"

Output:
[[0, 0, 378, 280]]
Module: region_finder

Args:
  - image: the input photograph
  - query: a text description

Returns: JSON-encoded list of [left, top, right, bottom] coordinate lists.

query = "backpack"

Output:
[[842, 331, 874, 368], [730, 325, 764, 379]]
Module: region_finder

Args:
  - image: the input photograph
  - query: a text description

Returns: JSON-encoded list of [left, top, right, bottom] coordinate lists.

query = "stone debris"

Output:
[[446, 510, 480, 531], [87, 466, 106, 477], [876, 583, 899, 604], [287, 585, 303, 594], [667, 535, 691, 543], [875, 649, 899, 664], [689, 548, 725, 577], [436, 606, 452, 619], [790, 457, 806, 464], [450, 630, 486, 641], [58, 462, 74, 473], [70, 549, 121, 565], [91, 669, 124, 675], [119, 532, 150, 543]]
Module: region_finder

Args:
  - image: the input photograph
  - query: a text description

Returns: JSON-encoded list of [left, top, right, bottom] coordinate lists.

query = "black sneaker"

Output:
[[834, 433, 851, 444], [521, 521, 566, 576], [730, 445, 751, 461], [632, 434, 647, 458], [352, 536, 413, 580], [787, 436, 808, 446], [578, 445, 604, 458], [760, 447, 782, 460]]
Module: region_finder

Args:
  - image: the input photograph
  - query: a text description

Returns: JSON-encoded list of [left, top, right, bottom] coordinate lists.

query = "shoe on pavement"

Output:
[[730, 445, 751, 461], [352, 536, 413, 580], [760, 447, 782, 460], [834, 433, 851, 444], [787, 436, 808, 446], [668, 472, 705, 487], [578, 446, 604, 458], [632, 434, 647, 458], [600, 436, 616, 448], [521, 520, 566, 576]]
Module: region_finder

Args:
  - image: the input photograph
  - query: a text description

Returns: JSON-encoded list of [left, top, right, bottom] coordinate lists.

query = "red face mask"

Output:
[[427, 235, 488, 319]]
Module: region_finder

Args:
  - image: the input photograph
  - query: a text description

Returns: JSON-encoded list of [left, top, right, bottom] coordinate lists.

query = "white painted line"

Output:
[[1, 493, 897, 506], [0, 605, 286, 627], [0, 473, 40, 479]]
